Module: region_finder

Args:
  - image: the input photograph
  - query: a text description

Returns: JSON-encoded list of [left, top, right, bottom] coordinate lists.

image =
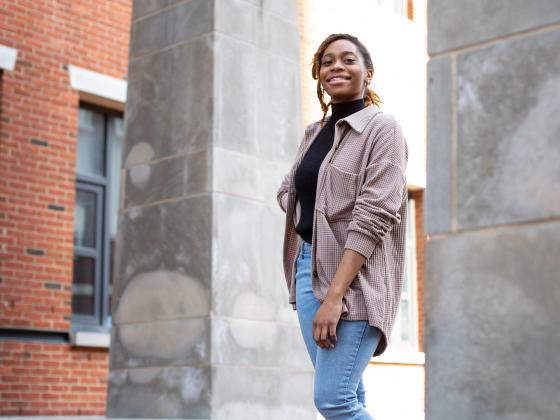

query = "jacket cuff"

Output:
[[344, 230, 380, 259]]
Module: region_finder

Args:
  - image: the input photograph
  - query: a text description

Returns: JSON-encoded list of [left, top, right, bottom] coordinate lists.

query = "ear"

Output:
[[366, 68, 374, 81]]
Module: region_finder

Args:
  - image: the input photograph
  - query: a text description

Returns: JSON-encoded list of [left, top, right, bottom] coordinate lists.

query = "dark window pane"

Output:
[[72, 256, 95, 316], [77, 108, 106, 176], [74, 189, 97, 248]]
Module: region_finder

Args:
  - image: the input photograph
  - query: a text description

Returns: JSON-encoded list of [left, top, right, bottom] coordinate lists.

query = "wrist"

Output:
[[325, 288, 344, 303]]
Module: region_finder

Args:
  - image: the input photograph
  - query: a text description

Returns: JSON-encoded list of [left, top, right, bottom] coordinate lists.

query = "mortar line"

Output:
[[114, 315, 299, 328], [430, 20, 560, 58], [450, 52, 458, 232], [131, 0, 193, 24], [426, 215, 560, 241], [109, 363, 313, 373], [130, 31, 214, 62], [121, 191, 209, 213], [123, 147, 210, 169]]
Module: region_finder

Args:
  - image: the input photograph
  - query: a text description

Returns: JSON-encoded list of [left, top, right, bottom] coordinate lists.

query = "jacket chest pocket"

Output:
[[319, 164, 359, 221]]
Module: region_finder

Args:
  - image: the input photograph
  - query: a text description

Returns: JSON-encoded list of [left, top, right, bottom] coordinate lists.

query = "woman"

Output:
[[277, 33, 408, 419]]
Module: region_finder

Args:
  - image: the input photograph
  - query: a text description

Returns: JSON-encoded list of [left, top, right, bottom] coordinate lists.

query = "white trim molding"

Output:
[[68, 64, 127, 104], [70, 330, 110, 348], [373, 349, 425, 365], [0, 44, 18, 71]]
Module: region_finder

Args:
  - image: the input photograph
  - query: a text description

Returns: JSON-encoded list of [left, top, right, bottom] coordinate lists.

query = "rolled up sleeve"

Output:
[[277, 172, 291, 213], [344, 118, 408, 259]]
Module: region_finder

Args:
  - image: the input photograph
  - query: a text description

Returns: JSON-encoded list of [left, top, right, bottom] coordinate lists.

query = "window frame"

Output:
[[389, 196, 419, 350], [72, 103, 123, 330], [72, 183, 104, 325], [375, 0, 408, 17]]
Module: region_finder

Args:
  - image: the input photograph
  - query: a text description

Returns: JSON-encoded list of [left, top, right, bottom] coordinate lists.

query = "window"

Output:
[[390, 197, 418, 349], [374, 0, 407, 17], [72, 105, 124, 328]]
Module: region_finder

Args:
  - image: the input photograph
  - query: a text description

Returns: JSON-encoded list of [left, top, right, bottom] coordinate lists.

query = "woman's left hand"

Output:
[[313, 297, 343, 349]]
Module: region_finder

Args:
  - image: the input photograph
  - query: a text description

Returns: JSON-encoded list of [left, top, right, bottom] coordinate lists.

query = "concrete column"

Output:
[[425, 1, 560, 419], [107, 1, 314, 418]]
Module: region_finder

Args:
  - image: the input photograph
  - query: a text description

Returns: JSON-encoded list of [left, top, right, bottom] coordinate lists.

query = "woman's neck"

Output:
[[330, 98, 365, 124]]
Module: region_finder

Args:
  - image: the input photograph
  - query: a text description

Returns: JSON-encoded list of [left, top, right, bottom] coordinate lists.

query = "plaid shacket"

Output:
[[277, 105, 408, 356]]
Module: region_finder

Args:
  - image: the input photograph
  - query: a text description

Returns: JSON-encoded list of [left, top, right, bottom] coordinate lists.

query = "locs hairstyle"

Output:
[[311, 33, 382, 126]]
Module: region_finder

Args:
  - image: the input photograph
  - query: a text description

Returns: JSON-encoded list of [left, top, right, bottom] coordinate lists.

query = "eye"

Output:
[[345, 57, 357, 64], [321, 59, 333, 66]]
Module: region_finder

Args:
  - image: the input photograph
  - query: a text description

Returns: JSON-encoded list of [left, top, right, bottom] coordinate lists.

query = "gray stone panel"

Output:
[[114, 270, 210, 325], [168, 37, 214, 157], [425, 57, 453, 234], [214, 0, 256, 44], [455, 29, 560, 229], [211, 318, 310, 370], [213, 34, 258, 155], [130, 0, 212, 58], [255, 49, 302, 162], [428, 0, 560, 54], [211, 193, 297, 324], [111, 195, 211, 316], [213, 147, 289, 204], [124, 149, 210, 208], [255, 9, 299, 63], [250, 0, 298, 22], [124, 35, 213, 166], [110, 318, 210, 369], [212, 365, 315, 420], [132, 0, 183, 21], [124, 48, 172, 165], [425, 222, 560, 420], [107, 366, 211, 419]]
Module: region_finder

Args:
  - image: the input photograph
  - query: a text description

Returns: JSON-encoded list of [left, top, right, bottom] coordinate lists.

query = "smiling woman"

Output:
[[277, 33, 408, 419], [311, 34, 382, 125]]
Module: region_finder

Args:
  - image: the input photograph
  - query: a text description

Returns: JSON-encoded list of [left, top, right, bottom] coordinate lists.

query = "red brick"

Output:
[[0, 0, 129, 415]]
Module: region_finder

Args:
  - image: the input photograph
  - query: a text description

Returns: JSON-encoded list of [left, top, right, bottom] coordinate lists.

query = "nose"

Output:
[[331, 58, 344, 71]]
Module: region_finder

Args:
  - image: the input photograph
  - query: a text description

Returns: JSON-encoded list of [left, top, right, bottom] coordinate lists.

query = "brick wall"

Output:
[[0, 341, 108, 416], [0, 0, 131, 415]]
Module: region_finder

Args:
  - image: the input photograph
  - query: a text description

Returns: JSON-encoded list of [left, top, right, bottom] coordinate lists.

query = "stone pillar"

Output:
[[425, 1, 560, 419], [107, 1, 314, 418]]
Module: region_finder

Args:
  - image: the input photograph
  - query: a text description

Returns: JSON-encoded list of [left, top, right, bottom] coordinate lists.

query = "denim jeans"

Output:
[[295, 241, 382, 420]]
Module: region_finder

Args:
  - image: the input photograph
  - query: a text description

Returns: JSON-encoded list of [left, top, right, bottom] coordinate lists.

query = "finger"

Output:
[[320, 325, 328, 342], [329, 324, 337, 343], [313, 325, 321, 343]]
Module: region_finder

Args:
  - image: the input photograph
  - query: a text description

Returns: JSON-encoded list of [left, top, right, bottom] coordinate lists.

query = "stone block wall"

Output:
[[107, 1, 314, 418], [425, 1, 560, 419]]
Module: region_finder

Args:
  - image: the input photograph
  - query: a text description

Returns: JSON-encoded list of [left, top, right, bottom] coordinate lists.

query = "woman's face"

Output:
[[319, 39, 373, 104]]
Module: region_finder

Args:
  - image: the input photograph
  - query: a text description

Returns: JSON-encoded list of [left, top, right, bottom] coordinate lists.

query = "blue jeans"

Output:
[[295, 241, 382, 420]]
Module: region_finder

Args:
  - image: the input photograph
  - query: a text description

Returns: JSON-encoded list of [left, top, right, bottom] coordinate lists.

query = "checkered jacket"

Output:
[[277, 105, 408, 356]]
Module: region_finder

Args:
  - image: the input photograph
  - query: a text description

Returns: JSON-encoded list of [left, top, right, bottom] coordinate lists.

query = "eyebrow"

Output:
[[322, 51, 358, 58]]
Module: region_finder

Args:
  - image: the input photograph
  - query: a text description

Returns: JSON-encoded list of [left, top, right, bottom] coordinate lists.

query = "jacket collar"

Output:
[[308, 105, 382, 140], [337, 104, 381, 133]]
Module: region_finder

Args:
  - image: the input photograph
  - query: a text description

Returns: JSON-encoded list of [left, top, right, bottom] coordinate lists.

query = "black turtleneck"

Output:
[[294, 98, 365, 244]]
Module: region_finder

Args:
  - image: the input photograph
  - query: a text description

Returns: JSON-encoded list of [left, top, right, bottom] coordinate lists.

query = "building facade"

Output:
[[0, 0, 425, 417]]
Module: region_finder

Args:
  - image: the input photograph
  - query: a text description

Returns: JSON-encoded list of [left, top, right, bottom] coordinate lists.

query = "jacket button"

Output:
[[313, 270, 318, 277]]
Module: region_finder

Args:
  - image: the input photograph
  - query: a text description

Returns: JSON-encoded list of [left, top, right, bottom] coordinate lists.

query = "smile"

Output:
[[327, 75, 351, 84]]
